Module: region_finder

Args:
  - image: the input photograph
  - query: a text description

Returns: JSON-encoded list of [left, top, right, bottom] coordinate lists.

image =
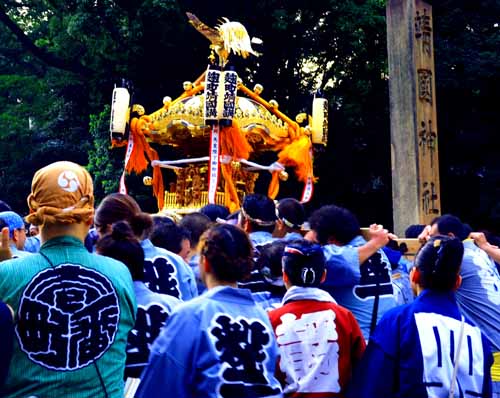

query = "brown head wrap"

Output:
[[26, 161, 94, 226]]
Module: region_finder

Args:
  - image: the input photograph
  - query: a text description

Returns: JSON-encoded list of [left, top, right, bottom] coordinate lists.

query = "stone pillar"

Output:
[[387, 0, 440, 236]]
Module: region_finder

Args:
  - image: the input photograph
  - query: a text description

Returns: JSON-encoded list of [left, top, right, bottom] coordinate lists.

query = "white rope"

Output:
[[239, 159, 284, 173], [151, 157, 284, 173], [151, 157, 209, 170], [449, 316, 466, 398]]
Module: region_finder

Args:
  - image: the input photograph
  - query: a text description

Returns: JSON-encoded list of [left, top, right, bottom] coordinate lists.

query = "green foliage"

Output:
[[87, 105, 123, 204], [0, 0, 498, 228]]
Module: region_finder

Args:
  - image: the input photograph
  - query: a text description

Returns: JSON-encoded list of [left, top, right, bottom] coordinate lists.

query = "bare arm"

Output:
[[307, 224, 396, 265], [358, 224, 396, 264], [469, 232, 500, 263]]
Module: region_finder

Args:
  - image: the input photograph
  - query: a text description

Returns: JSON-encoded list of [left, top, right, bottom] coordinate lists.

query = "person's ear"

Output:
[[320, 269, 327, 283], [282, 270, 289, 285], [244, 217, 252, 232], [201, 255, 212, 274], [410, 267, 420, 284], [454, 274, 462, 291], [12, 228, 23, 243]]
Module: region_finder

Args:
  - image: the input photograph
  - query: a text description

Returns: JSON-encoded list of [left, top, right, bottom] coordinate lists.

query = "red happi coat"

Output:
[[268, 287, 366, 398]]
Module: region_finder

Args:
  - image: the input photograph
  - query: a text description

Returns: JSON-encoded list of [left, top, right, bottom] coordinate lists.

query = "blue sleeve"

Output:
[[481, 335, 493, 398], [187, 266, 198, 299], [347, 308, 400, 397], [346, 340, 395, 398], [174, 255, 198, 300], [135, 308, 198, 398], [323, 244, 360, 287], [0, 302, 13, 387]]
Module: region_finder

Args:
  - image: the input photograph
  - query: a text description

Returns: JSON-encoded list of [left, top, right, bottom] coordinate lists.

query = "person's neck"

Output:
[[40, 222, 89, 245], [204, 274, 237, 290]]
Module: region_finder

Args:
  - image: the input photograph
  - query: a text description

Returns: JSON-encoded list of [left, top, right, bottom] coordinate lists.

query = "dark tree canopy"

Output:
[[0, 0, 498, 232]]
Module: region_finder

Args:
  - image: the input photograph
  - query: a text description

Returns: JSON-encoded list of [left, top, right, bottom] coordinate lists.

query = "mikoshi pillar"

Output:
[[386, 0, 441, 236]]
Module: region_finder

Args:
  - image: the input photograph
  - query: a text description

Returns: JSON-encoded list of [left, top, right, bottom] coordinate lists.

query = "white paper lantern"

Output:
[[110, 87, 130, 136]]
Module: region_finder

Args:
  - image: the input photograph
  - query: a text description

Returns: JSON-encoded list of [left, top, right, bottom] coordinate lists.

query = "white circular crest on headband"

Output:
[[58, 171, 80, 193]]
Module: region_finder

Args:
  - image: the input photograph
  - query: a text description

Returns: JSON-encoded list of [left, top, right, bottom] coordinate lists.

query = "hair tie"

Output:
[[241, 206, 276, 227], [301, 267, 315, 285], [275, 208, 301, 229]]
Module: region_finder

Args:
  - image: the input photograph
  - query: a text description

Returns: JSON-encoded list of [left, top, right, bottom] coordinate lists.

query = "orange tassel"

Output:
[[220, 122, 252, 160], [277, 135, 315, 183], [126, 119, 149, 174], [268, 171, 280, 199], [221, 163, 240, 212], [219, 123, 253, 211], [152, 163, 165, 210], [125, 117, 165, 210]]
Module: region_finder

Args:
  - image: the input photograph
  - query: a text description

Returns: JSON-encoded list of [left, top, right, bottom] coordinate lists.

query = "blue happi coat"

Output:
[[125, 281, 180, 378], [348, 290, 493, 398], [457, 240, 500, 352], [141, 239, 197, 301], [136, 286, 283, 398], [321, 235, 398, 340]]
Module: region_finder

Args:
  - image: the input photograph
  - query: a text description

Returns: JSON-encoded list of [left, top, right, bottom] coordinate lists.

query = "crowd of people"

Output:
[[0, 160, 499, 398]]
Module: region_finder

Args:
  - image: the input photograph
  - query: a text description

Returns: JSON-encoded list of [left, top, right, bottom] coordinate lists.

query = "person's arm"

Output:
[[135, 310, 196, 398], [346, 307, 400, 398], [346, 340, 395, 398], [348, 310, 367, 367], [0, 227, 12, 262], [417, 224, 432, 243], [358, 224, 396, 264], [469, 232, 500, 264]]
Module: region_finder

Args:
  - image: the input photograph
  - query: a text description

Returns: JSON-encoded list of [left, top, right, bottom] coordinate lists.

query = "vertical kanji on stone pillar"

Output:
[[387, 0, 441, 235]]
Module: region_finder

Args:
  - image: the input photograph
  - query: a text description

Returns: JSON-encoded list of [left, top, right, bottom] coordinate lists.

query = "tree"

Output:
[[0, 0, 498, 231]]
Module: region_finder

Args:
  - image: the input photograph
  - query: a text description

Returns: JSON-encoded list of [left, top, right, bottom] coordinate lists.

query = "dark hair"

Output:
[[431, 214, 467, 240], [0, 218, 7, 231], [95, 221, 145, 281], [462, 223, 472, 239], [241, 194, 276, 233], [0, 200, 11, 212], [282, 239, 326, 287], [152, 216, 176, 228], [308, 205, 360, 245], [255, 240, 288, 278], [151, 222, 191, 255], [276, 198, 305, 229], [179, 212, 212, 246], [405, 224, 425, 239], [199, 224, 253, 282], [200, 204, 230, 222], [414, 235, 464, 291], [95, 193, 153, 239]]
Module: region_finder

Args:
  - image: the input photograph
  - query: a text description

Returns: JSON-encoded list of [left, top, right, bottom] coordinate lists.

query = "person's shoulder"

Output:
[[147, 244, 188, 265], [267, 301, 285, 316], [330, 301, 357, 318], [166, 294, 206, 323], [89, 253, 134, 284], [376, 301, 413, 330], [148, 290, 182, 309], [0, 255, 28, 269], [92, 251, 129, 268], [0, 253, 44, 275]]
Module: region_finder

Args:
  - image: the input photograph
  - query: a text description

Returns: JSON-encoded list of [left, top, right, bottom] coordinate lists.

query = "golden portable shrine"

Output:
[[109, 13, 328, 214]]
